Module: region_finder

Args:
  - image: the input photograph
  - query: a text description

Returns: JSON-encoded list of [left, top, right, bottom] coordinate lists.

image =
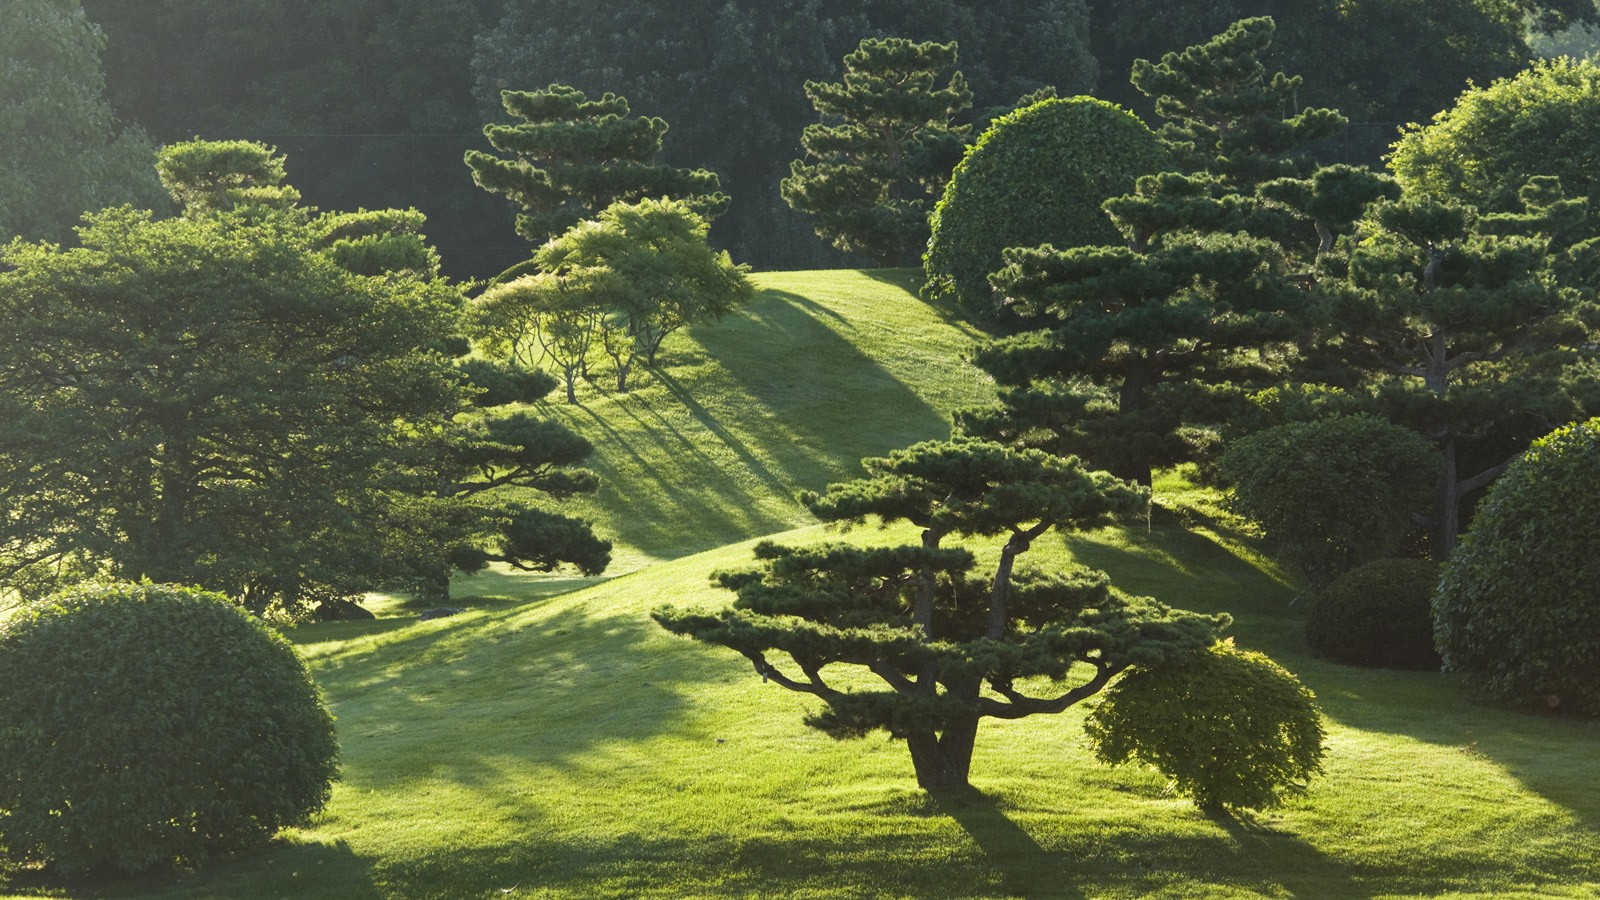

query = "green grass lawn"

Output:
[[4, 270, 1597, 899]]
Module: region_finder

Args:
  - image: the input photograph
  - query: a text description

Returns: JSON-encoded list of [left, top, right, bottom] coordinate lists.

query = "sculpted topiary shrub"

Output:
[[1085, 641, 1325, 813], [1305, 558, 1442, 670], [1435, 419, 1600, 715], [923, 96, 1169, 318], [0, 582, 339, 874], [1220, 415, 1439, 588]]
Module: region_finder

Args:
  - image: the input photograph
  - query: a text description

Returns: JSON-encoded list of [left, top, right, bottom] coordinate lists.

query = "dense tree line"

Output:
[[58, 0, 1590, 275]]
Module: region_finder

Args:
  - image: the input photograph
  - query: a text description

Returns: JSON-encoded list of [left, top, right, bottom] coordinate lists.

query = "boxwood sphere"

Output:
[[1305, 558, 1442, 670], [0, 582, 339, 874], [923, 96, 1169, 317], [1436, 418, 1600, 715]]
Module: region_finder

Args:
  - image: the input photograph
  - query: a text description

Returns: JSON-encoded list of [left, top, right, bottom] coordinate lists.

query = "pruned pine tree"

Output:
[[1318, 182, 1600, 558], [962, 18, 1357, 487], [781, 38, 972, 268], [464, 84, 728, 255], [655, 438, 1224, 790]]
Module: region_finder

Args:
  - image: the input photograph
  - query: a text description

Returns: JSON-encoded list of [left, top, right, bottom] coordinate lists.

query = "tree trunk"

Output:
[[1433, 435, 1460, 561], [906, 714, 980, 790], [1117, 364, 1155, 487]]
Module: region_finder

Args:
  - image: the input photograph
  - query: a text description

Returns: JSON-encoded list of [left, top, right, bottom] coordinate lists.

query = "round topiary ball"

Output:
[[1436, 418, 1600, 715], [0, 582, 339, 874], [1085, 641, 1325, 812], [923, 96, 1170, 318], [1305, 558, 1442, 670]]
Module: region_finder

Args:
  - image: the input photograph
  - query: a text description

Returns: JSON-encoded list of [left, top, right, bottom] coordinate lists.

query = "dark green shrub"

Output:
[[1435, 418, 1600, 715], [0, 582, 339, 874], [1085, 641, 1325, 812], [922, 96, 1169, 317], [1220, 415, 1439, 588], [1305, 558, 1442, 670]]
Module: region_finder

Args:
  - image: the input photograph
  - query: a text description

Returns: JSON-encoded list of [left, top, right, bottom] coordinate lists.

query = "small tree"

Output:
[[464, 83, 728, 251], [535, 198, 754, 389], [1317, 186, 1598, 558], [656, 438, 1226, 790], [781, 37, 973, 267], [469, 273, 604, 404]]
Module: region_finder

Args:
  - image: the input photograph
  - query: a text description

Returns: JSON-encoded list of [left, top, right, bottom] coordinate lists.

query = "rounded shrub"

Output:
[[0, 582, 339, 874], [1305, 558, 1442, 670], [1220, 415, 1439, 588], [923, 96, 1169, 317], [1435, 418, 1600, 715], [1085, 641, 1325, 813]]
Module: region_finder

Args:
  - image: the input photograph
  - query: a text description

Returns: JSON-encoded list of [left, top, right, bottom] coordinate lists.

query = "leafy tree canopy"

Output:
[[0, 0, 161, 242]]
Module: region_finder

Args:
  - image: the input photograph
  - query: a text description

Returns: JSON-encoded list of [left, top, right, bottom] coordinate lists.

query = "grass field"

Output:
[[4, 271, 1597, 899]]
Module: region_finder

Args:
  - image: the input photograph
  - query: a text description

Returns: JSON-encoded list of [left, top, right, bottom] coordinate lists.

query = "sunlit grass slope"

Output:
[[23, 512, 1598, 899], [520, 269, 995, 572]]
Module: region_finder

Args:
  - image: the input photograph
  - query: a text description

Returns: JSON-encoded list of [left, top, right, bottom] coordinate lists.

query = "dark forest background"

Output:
[[78, 0, 1596, 277]]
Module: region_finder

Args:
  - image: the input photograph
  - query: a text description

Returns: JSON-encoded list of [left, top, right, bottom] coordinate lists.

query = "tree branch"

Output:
[[976, 657, 1125, 719]]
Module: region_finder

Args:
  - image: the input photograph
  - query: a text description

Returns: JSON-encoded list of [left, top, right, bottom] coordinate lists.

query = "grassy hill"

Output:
[[511, 269, 995, 573], [6, 271, 1598, 899]]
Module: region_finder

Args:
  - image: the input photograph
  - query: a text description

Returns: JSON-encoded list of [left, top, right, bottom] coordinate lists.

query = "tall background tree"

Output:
[[781, 37, 973, 267], [0, 0, 161, 242], [464, 84, 727, 269]]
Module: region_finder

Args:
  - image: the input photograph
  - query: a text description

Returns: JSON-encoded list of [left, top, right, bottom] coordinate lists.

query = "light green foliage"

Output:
[[1306, 558, 1441, 670], [156, 138, 301, 214], [1390, 59, 1600, 216], [658, 437, 1226, 790], [922, 97, 1170, 316], [1436, 418, 1600, 715], [1085, 640, 1325, 812], [1220, 416, 1439, 587], [0, 582, 337, 874], [465, 84, 727, 251], [782, 37, 973, 267], [0, 0, 161, 241], [538, 198, 754, 389], [469, 198, 752, 399]]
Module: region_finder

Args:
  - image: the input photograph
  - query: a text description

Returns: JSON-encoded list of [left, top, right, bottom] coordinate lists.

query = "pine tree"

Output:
[[963, 18, 1362, 486], [655, 438, 1224, 790], [781, 38, 972, 268], [465, 84, 728, 254]]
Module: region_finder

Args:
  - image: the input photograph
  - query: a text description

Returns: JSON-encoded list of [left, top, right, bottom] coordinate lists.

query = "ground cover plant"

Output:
[[4, 270, 1595, 899]]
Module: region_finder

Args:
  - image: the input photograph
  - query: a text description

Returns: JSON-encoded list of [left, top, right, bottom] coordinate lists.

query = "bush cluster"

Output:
[[922, 96, 1169, 318], [1085, 641, 1325, 812], [1435, 418, 1600, 715], [1305, 558, 1441, 670], [0, 582, 339, 874]]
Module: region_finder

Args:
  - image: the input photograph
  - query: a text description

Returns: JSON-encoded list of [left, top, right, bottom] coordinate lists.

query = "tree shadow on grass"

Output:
[[0, 837, 381, 900]]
